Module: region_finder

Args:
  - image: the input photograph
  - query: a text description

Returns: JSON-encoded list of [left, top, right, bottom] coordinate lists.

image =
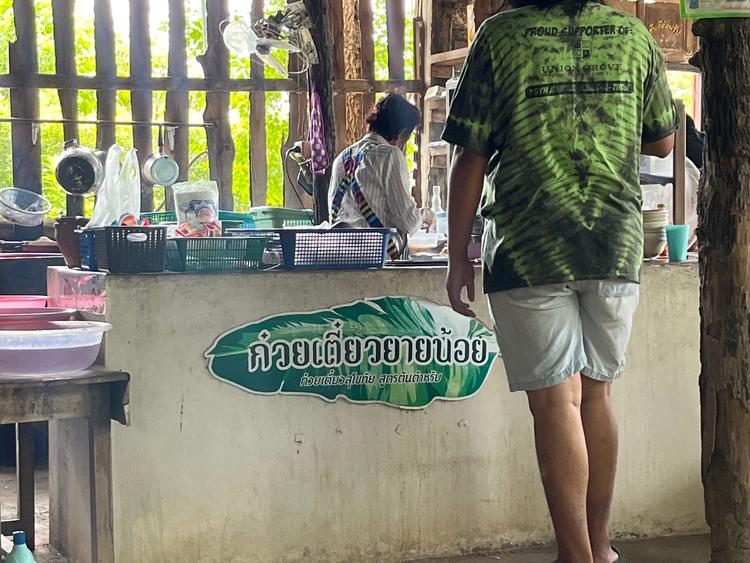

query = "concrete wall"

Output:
[[103, 264, 704, 563]]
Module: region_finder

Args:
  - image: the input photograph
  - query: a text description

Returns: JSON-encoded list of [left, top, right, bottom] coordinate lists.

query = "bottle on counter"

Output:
[[5, 531, 36, 563], [430, 186, 448, 237]]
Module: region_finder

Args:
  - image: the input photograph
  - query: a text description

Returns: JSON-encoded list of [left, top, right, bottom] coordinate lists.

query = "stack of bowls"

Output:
[[643, 205, 669, 258]]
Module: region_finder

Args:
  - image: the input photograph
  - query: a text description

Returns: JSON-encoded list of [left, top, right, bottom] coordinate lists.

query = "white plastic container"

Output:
[[0, 320, 112, 376]]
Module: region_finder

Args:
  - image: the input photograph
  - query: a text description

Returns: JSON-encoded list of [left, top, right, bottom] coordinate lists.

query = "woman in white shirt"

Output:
[[328, 94, 429, 258]]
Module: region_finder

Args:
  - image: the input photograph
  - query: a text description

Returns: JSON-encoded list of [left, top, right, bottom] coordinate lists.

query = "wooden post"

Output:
[[284, 6, 311, 210], [52, 0, 84, 217], [387, 0, 406, 81], [359, 0, 376, 116], [329, 0, 348, 154], [8, 0, 42, 241], [691, 19, 750, 563], [130, 0, 154, 212], [249, 0, 268, 208], [305, 0, 336, 224], [198, 0, 236, 210], [165, 0, 190, 211], [94, 0, 116, 151]]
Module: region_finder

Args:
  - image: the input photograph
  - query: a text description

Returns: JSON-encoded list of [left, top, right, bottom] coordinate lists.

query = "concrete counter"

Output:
[[92, 264, 703, 562]]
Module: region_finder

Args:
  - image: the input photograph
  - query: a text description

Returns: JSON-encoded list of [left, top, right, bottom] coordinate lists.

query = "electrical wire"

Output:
[[284, 146, 316, 225]]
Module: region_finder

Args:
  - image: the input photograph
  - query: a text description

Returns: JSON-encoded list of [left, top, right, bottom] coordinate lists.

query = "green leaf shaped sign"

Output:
[[205, 296, 499, 409]]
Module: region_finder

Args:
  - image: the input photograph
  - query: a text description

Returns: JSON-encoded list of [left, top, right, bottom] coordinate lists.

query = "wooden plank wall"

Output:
[[1, 0, 425, 225]]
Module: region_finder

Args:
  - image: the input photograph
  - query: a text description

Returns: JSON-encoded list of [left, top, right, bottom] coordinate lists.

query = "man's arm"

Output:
[[642, 133, 675, 158], [446, 147, 488, 317]]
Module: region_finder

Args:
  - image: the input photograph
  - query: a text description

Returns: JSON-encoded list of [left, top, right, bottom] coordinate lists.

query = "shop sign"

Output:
[[681, 0, 750, 18], [205, 296, 499, 409]]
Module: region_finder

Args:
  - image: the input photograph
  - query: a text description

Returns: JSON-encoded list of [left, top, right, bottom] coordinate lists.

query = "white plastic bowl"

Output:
[[0, 320, 112, 376]]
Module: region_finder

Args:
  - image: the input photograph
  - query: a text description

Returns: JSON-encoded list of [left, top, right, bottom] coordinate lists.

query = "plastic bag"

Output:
[[172, 180, 221, 237], [86, 145, 141, 228]]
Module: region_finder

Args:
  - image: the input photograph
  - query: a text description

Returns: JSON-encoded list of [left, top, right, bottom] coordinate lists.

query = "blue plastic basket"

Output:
[[80, 227, 166, 273], [276, 228, 394, 271]]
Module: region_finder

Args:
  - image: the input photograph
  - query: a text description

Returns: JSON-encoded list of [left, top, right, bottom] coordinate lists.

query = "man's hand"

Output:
[[447, 259, 476, 317], [446, 146, 487, 318]]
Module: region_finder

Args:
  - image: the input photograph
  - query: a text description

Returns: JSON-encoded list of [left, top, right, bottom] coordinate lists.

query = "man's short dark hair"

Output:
[[365, 94, 421, 141]]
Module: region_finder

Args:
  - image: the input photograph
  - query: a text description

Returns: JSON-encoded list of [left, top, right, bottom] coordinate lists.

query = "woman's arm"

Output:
[[383, 148, 422, 235]]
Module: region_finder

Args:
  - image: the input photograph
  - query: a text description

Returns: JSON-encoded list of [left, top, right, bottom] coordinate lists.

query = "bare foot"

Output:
[[593, 546, 619, 563]]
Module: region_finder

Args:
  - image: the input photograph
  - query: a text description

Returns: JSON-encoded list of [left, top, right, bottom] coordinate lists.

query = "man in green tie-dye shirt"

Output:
[[443, 0, 677, 562]]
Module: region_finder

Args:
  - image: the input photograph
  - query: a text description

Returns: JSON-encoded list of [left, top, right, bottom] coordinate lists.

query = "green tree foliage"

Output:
[[0, 0, 414, 217]]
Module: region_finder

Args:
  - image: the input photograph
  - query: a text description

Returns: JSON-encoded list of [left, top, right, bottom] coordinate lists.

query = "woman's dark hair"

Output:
[[365, 94, 421, 141]]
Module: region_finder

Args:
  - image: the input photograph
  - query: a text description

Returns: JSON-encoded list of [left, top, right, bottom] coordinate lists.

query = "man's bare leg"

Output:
[[580, 377, 619, 563], [527, 374, 594, 563]]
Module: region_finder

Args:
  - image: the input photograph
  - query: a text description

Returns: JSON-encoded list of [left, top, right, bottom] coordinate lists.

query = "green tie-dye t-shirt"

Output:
[[442, 3, 678, 292]]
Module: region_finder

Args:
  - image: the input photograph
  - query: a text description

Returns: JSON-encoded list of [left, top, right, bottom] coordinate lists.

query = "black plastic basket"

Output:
[[82, 226, 166, 273], [165, 236, 271, 272], [277, 228, 394, 270]]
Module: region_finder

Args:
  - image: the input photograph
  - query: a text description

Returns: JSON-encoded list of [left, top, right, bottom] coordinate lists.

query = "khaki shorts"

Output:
[[487, 280, 639, 392]]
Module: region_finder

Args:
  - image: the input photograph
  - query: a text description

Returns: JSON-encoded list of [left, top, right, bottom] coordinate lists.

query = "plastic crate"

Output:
[[277, 228, 394, 271], [165, 236, 271, 272], [80, 226, 166, 273], [140, 211, 256, 229], [248, 207, 314, 229]]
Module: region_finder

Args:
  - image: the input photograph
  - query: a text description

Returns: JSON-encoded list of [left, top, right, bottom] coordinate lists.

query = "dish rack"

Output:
[[165, 236, 272, 272], [273, 228, 395, 271], [80, 226, 167, 273]]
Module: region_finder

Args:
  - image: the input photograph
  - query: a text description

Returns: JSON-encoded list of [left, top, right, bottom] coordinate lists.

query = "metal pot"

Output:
[[55, 140, 104, 196], [142, 126, 180, 187]]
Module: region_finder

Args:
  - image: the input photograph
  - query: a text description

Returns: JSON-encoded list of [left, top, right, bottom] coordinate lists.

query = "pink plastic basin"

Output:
[[0, 320, 112, 376], [0, 308, 76, 322], [0, 295, 47, 309]]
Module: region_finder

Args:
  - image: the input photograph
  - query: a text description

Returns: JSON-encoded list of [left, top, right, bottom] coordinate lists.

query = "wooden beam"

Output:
[[430, 46, 469, 66], [431, 0, 453, 53], [197, 0, 236, 209], [94, 0, 116, 151], [387, 0, 406, 80], [283, 6, 312, 210], [329, 0, 348, 154], [250, 0, 268, 207], [52, 0, 84, 217], [9, 0, 42, 241], [165, 0, 190, 211], [0, 74, 425, 94], [692, 18, 750, 562], [305, 0, 335, 224], [359, 0, 376, 114], [130, 0, 154, 212]]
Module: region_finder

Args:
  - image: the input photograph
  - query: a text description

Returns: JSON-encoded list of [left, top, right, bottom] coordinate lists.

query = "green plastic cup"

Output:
[[665, 224, 690, 262]]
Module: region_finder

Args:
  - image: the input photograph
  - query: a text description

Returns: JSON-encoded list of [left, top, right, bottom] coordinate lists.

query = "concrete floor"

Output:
[[0, 466, 709, 563], [410, 535, 710, 563]]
